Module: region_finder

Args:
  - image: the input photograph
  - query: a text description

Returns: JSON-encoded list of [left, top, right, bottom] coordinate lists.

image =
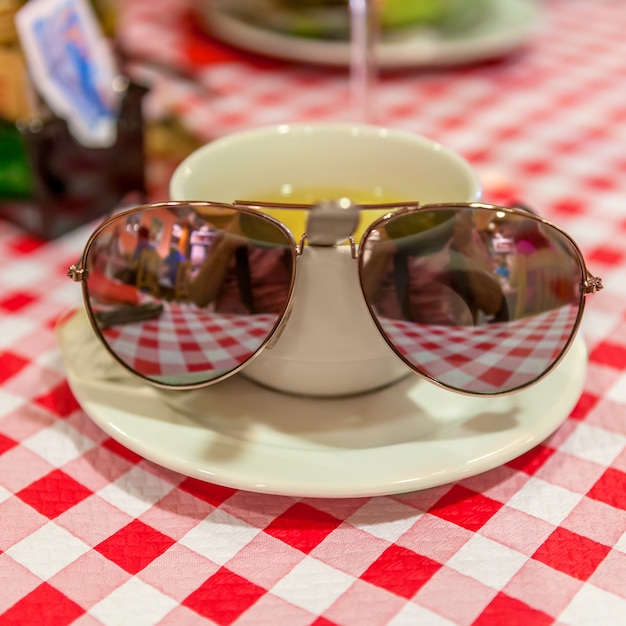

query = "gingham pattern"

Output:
[[2, 0, 626, 624], [99, 300, 579, 392], [100, 303, 277, 377], [380, 304, 579, 393]]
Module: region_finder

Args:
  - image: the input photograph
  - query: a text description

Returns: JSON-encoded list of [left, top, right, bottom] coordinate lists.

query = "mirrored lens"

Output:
[[83, 203, 295, 386], [360, 206, 584, 394]]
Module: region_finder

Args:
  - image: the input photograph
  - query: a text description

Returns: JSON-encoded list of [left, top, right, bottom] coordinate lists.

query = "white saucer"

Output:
[[197, 0, 540, 69], [57, 309, 587, 498]]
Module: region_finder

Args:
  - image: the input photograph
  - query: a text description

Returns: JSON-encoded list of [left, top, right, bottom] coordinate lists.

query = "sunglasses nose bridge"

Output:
[[306, 199, 360, 247]]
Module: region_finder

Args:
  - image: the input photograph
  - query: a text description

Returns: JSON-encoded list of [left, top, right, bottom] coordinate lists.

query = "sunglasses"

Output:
[[68, 199, 602, 396]]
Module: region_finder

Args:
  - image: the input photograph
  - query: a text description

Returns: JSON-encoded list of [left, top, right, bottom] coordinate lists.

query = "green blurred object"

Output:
[[382, 0, 490, 32], [0, 119, 33, 199], [381, 0, 448, 29], [251, 0, 492, 39]]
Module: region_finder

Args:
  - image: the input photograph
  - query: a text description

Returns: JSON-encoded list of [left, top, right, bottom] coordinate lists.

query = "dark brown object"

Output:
[[0, 81, 148, 239]]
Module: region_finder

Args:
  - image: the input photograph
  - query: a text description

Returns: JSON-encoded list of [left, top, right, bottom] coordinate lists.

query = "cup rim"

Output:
[[169, 122, 482, 202], [166, 122, 482, 396]]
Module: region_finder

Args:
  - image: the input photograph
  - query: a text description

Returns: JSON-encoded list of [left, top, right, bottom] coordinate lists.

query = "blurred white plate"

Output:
[[58, 309, 586, 498], [197, 0, 540, 68]]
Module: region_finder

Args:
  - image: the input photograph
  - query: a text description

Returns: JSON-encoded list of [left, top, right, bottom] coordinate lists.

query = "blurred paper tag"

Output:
[[16, 0, 120, 147]]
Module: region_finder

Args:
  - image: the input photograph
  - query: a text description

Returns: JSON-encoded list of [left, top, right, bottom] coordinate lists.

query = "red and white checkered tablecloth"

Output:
[[380, 304, 579, 394], [99, 303, 278, 378], [3, 0, 626, 624], [99, 299, 579, 394]]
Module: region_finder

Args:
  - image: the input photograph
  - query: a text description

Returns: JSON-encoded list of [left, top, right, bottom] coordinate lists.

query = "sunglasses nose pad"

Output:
[[306, 198, 360, 246]]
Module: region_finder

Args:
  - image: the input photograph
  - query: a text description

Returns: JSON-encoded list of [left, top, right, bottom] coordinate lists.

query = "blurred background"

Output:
[[1, 0, 543, 237]]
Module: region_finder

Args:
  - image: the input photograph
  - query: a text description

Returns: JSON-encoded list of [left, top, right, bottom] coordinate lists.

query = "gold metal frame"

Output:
[[68, 201, 300, 390], [357, 201, 602, 395]]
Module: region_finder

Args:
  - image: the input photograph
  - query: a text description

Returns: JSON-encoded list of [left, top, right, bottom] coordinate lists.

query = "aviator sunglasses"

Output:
[[68, 199, 603, 396]]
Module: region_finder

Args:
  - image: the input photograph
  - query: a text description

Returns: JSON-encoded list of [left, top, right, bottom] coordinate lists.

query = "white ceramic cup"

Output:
[[170, 122, 481, 396]]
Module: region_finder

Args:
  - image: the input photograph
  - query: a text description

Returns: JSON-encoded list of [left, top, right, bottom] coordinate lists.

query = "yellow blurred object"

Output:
[[0, 0, 23, 45], [0, 1, 35, 120], [145, 116, 203, 161], [0, 45, 36, 120], [90, 0, 119, 36]]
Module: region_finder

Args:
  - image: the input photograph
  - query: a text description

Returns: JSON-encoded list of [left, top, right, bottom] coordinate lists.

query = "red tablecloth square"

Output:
[[360, 545, 442, 599], [589, 341, 626, 370], [550, 198, 586, 217], [585, 243, 624, 265], [95, 519, 177, 575], [178, 477, 237, 507], [476, 364, 520, 389], [182, 567, 267, 624], [519, 159, 554, 177], [532, 527, 612, 581], [310, 618, 338, 626], [7, 236, 45, 255], [431, 486, 504, 532], [0, 352, 30, 384], [0, 293, 37, 313], [16, 470, 93, 520], [264, 503, 343, 555], [179, 338, 204, 352], [569, 392, 601, 421], [0, 583, 84, 626], [584, 175, 618, 192], [33, 381, 82, 418], [473, 592, 554, 626], [506, 444, 556, 475], [0, 432, 17, 455], [137, 333, 160, 350], [587, 468, 626, 510], [101, 438, 144, 464]]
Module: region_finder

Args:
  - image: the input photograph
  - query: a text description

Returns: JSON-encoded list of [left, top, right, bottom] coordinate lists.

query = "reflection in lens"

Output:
[[360, 206, 584, 394], [84, 203, 295, 386]]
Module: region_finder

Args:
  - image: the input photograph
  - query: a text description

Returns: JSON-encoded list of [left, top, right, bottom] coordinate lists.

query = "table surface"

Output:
[[3, 1, 626, 625]]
